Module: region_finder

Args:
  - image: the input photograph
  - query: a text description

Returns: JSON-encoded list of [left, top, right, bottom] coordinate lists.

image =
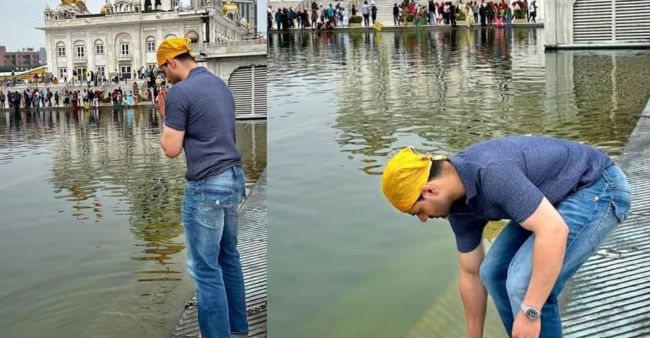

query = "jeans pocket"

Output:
[[202, 187, 236, 210], [588, 202, 619, 250]]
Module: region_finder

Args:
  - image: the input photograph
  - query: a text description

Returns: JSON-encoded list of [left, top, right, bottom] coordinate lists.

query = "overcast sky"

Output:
[[0, 0, 266, 51]]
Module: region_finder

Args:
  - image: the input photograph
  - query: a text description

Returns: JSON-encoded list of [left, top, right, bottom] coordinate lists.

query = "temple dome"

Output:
[[54, 0, 90, 14]]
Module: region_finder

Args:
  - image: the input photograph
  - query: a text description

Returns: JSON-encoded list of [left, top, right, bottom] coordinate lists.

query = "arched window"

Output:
[[164, 33, 177, 39], [94, 39, 104, 55], [115, 33, 132, 57], [185, 31, 199, 44], [73, 40, 86, 59], [146, 36, 156, 52], [56, 41, 66, 57]]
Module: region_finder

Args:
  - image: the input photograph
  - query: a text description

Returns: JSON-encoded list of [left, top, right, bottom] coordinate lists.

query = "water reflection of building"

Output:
[[332, 30, 521, 174], [1, 108, 266, 230], [269, 30, 650, 175]]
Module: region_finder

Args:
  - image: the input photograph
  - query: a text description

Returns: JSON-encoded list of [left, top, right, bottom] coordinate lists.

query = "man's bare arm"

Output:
[[459, 242, 487, 338]]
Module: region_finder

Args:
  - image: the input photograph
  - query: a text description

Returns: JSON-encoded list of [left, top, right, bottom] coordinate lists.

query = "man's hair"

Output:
[[427, 160, 448, 181], [173, 52, 196, 63]]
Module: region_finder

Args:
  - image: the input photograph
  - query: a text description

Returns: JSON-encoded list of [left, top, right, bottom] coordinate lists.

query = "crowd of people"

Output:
[[0, 64, 168, 110], [65, 65, 162, 88], [0, 88, 108, 110], [268, 0, 380, 30], [0, 86, 159, 110], [267, 0, 537, 30], [392, 0, 538, 27]]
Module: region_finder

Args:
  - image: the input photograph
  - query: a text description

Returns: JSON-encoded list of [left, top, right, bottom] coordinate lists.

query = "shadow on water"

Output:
[[269, 28, 650, 338], [0, 107, 266, 337]]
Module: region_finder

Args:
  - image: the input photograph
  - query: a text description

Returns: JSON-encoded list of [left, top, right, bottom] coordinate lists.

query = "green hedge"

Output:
[[514, 9, 527, 19], [350, 15, 362, 23]]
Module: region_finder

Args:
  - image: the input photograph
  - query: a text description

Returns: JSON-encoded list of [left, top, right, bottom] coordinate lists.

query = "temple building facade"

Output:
[[39, 0, 257, 80]]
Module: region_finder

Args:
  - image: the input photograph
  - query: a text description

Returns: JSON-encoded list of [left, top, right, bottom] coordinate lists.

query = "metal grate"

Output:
[[229, 66, 253, 116], [573, 0, 613, 43], [614, 0, 650, 42], [253, 66, 267, 116], [573, 0, 650, 44], [229, 65, 267, 117]]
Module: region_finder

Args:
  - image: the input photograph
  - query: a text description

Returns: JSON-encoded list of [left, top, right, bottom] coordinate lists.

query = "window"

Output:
[[121, 43, 129, 56], [94, 39, 104, 55], [120, 65, 132, 79], [76, 45, 85, 58], [185, 31, 199, 44], [146, 37, 156, 52], [58, 68, 67, 79], [76, 68, 87, 80], [96, 66, 105, 76], [57, 42, 66, 57]]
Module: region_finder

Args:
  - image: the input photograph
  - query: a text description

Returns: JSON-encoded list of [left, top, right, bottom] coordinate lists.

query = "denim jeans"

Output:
[[183, 166, 248, 338], [479, 165, 631, 337]]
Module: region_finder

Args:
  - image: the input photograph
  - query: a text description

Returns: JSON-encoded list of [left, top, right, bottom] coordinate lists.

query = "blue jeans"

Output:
[[183, 166, 248, 338], [479, 165, 631, 337]]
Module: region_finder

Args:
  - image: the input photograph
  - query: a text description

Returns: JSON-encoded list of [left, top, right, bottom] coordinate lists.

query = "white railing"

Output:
[[191, 39, 265, 50]]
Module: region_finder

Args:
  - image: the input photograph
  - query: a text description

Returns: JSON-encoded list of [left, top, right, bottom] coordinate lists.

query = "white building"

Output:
[[39, 0, 256, 80]]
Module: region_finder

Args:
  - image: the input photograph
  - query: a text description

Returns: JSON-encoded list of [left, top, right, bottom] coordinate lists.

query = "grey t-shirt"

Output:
[[164, 66, 241, 181], [448, 136, 613, 253]]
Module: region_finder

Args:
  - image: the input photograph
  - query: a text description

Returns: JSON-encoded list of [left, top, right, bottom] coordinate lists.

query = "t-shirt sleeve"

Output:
[[481, 163, 545, 224], [449, 214, 487, 253], [163, 86, 188, 132]]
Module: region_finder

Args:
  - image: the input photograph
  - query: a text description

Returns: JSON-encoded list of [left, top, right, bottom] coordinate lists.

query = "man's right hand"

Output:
[[156, 88, 167, 121], [459, 243, 487, 338]]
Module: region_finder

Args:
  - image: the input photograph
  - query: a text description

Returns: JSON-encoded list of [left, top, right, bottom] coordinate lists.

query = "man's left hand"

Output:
[[512, 311, 541, 338]]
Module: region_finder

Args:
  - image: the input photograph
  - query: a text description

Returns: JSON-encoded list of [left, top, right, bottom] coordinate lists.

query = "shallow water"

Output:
[[0, 108, 265, 338], [268, 28, 650, 338]]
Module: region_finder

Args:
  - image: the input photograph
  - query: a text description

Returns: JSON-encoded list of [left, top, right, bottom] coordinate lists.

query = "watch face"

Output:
[[525, 308, 539, 320]]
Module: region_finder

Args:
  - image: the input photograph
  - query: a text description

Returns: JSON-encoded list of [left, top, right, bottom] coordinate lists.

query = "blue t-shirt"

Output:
[[164, 66, 241, 181], [448, 136, 613, 253]]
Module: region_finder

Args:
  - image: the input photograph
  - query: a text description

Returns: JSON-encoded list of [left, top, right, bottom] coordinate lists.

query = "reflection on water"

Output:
[[0, 108, 265, 338], [269, 28, 650, 338]]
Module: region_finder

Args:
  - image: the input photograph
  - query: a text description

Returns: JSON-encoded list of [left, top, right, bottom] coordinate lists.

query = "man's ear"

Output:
[[420, 183, 439, 198], [166, 59, 176, 70]]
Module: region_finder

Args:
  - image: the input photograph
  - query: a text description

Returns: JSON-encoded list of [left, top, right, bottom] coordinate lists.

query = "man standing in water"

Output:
[[156, 37, 248, 338], [381, 136, 631, 338]]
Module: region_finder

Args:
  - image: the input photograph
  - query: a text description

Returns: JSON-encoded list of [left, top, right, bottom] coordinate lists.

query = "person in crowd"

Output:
[[362, 1, 371, 26]]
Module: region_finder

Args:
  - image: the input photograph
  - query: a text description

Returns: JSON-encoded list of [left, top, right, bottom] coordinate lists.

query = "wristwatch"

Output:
[[521, 304, 541, 320]]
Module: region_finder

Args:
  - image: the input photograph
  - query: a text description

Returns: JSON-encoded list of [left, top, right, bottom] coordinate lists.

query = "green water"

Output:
[[268, 28, 650, 338], [0, 108, 266, 337]]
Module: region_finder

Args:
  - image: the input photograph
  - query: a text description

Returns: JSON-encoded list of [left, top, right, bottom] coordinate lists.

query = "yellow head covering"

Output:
[[156, 37, 192, 68], [381, 146, 446, 212]]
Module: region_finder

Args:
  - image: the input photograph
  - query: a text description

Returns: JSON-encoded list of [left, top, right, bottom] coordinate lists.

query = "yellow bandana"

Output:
[[381, 146, 446, 212], [156, 37, 192, 68]]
